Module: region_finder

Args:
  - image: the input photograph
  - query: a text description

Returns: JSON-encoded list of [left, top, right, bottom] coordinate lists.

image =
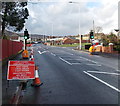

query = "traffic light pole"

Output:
[[24, 39, 27, 50]]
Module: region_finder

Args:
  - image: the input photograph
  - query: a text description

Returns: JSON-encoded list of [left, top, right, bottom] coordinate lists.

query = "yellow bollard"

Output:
[[89, 46, 94, 55]]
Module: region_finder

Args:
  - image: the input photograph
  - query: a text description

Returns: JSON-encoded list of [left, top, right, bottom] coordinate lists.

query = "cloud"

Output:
[[24, 0, 119, 35]]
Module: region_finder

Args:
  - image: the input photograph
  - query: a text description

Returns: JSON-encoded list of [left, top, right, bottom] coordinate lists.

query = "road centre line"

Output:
[[59, 57, 72, 65], [51, 53, 56, 56], [87, 71, 120, 76], [83, 71, 120, 93]]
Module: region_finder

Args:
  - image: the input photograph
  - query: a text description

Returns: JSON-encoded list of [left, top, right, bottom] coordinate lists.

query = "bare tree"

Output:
[[95, 26, 103, 39]]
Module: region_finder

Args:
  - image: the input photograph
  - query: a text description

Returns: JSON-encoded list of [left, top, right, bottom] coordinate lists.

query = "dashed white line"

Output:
[[83, 71, 120, 92], [51, 53, 56, 56], [71, 63, 81, 65], [59, 57, 72, 65], [87, 71, 120, 76], [86, 64, 101, 66]]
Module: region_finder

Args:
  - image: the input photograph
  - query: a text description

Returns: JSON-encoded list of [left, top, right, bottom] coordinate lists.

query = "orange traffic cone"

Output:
[[22, 50, 29, 59], [31, 66, 43, 87]]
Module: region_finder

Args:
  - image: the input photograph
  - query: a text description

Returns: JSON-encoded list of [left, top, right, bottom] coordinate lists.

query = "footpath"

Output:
[[2, 46, 41, 105], [72, 47, 119, 59], [2, 53, 23, 104]]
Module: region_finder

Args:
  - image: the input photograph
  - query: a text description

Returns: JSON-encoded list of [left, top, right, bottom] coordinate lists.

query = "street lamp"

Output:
[[69, 1, 82, 50], [114, 29, 119, 36]]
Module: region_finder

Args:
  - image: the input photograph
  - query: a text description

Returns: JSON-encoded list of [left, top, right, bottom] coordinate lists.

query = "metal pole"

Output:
[[78, 5, 81, 50], [93, 20, 95, 38], [52, 23, 53, 36]]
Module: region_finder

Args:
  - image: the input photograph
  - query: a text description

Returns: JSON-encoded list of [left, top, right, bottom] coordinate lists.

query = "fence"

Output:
[[0, 39, 23, 60]]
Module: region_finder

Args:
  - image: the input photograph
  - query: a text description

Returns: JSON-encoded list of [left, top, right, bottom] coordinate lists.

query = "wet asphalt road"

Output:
[[20, 44, 119, 104]]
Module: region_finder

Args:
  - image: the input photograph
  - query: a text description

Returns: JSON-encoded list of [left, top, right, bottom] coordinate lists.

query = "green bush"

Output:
[[113, 45, 120, 51]]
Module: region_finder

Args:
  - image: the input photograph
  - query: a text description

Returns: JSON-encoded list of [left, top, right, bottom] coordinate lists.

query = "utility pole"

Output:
[[93, 20, 95, 38]]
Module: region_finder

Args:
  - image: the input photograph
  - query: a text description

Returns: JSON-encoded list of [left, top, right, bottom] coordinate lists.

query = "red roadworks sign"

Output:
[[7, 61, 35, 80]]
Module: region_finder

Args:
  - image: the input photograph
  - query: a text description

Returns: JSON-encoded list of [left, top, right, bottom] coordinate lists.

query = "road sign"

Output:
[[7, 61, 35, 80]]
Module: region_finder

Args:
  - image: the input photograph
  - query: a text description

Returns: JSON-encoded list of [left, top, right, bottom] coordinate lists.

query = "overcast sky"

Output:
[[23, 0, 119, 36]]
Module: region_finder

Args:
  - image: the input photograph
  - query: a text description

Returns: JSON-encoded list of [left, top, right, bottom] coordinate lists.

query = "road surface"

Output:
[[20, 44, 119, 104]]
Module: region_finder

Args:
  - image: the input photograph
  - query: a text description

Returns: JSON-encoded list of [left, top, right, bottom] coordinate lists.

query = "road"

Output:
[[21, 44, 119, 104]]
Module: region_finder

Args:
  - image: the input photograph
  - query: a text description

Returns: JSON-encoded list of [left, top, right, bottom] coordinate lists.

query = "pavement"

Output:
[[2, 43, 120, 105]]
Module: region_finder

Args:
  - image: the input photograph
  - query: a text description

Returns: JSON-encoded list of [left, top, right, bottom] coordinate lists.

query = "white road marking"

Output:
[[116, 70, 120, 72], [59, 57, 72, 65], [87, 71, 120, 76], [58, 57, 101, 66], [65, 59, 81, 60], [38, 51, 42, 54], [86, 64, 101, 66], [83, 71, 120, 92], [94, 55, 101, 57], [42, 51, 49, 54], [69, 53, 74, 55], [71, 63, 81, 65], [38, 51, 49, 54], [51, 53, 56, 56], [79, 56, 98, 64]]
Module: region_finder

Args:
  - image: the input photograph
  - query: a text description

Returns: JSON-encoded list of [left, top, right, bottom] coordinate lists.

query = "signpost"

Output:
[[7, 61, 35, 80]]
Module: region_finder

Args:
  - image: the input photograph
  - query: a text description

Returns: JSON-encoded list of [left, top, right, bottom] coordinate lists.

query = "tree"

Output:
[[95, 26, 103, 33], [95, 26, 103, 39], [107, 32, 117, 44], [1, 2, 29, 36]]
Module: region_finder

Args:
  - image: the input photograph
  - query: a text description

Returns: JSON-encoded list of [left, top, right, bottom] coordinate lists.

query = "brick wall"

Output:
[[95, 44, 115, 53]]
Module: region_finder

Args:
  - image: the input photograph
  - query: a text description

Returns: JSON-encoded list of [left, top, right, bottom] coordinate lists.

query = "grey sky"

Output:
[[23, 0, 119, 36]]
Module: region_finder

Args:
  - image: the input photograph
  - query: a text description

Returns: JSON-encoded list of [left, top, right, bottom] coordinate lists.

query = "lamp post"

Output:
[[114, 29, 119, 36], [69, 1, 82, 50]]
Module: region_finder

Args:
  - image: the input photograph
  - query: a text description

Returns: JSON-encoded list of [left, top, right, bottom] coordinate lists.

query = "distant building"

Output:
[[62, 37, 79, 44]]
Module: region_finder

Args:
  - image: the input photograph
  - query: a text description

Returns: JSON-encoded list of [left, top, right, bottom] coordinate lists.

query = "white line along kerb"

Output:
[[83, 71, 120, 93]]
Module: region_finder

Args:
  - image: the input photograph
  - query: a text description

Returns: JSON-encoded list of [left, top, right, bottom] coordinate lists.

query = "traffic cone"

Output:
[[31, 66, 43, 87], [31, 55, 34, 61], [29, 52, 34, 61], [22, 50, 29, 59]]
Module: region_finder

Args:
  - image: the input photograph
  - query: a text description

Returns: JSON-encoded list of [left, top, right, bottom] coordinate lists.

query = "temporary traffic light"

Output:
[[90, 31, 94, 39], [24, 29, 29, 39]]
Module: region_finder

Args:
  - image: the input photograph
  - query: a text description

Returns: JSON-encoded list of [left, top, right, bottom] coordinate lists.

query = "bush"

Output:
[[113, 45, 120, 51]]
